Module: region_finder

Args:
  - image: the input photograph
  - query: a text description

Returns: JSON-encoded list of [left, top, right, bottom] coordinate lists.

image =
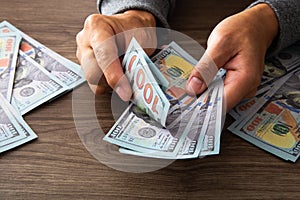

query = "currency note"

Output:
[[11, 52, 68, 115], [258, 43, 300, 94], [229, 98, 258, 120], [104, 101, 195, 157], [0, 32, 21, 101], [271, 43, 300, 71], [0, 20, 85, 89], [0, 106, 26, 149], [260, 61, 287, 87], [229, 69, 295, 131], [229, 87, 271, 120], [119, 78, 222, 159], [123, 40, 169, 89], [200, 78, 224, 156], [174, 81, 219, 159], [0, 93, 37, 153], [106, 40, 226, 159], [151, 41, 225, 109], [123, 38, 170, 126], [105, 81, 208, 157], [151, 42, 196, 104], [229, 69, 300, 162]]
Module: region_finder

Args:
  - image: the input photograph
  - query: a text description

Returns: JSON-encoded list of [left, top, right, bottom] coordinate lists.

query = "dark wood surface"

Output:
[[1, 0, 300, 199]]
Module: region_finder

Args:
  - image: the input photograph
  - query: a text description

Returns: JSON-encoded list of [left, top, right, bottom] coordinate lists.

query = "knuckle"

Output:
[[75, 30, 82, 41], [93, 45, 117, 68], [85, 70, 101, 85], [84, 14, 107, 30], [75, 49, 81, 61], [75, 31, 83, 44], [106, 72, 121, 88], [84, 14, 99, 28], [94, 46, 108, 61], [80, 56, 103, 84]]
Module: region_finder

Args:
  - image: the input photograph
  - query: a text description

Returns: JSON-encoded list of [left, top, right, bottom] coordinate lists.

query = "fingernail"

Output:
[[115, 85, 132, 101], [186, 76, 203, 94]]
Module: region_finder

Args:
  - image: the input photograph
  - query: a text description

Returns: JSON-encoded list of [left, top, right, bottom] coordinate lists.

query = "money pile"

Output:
[[229, 43, 300, 162], [104, 38, 226, 159], [0, 21, 85, 153]]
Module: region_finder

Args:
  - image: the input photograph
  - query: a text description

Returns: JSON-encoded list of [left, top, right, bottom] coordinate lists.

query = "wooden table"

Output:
[[1, 0, 300, 199]]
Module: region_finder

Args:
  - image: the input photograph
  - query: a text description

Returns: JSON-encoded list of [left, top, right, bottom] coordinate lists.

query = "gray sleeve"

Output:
[[249, 0, 300, 56], [97, 0, 176, 28]]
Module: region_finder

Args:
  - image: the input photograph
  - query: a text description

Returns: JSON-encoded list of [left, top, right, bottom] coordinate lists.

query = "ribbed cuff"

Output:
[[97, 0, 172, 28], [249, 0, 300, 56]]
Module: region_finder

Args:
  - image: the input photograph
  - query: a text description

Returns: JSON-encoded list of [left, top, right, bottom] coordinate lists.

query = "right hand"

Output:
[[76, 10, 156, 101], [185, 3, 279, 111]]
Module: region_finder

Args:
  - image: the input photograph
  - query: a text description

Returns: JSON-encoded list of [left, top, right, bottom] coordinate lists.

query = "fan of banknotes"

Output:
[[103, 38, 226, 159], [104, 38, 300, 162], [0, 21, 85, 153]]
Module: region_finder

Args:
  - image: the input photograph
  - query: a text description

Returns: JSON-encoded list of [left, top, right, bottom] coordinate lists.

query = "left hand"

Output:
[[76, 10, 156, 101]]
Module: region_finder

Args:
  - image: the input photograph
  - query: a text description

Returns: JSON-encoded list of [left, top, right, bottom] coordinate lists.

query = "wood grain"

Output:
[[1, 0, 300, 199]]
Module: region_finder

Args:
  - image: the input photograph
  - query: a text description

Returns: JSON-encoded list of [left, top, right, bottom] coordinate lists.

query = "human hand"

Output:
[[76, 10, 156, 101], [185, 3, 279, 111]]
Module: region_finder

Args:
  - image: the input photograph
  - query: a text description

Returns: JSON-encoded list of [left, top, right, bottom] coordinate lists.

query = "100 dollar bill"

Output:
[[119, 78, 224, 159], [229, 69, 300, 162], [0, 21, 85, 89], [0, 93, 37, 153], [0, 33, 21, 101], [105, 79, 210, 158], [123, 38, 170, 127], [104, 102, 192, 157], [151, 42, 196, 107], [0, 101, 26, 148], [151, 41, 225, 109], [258, 44, 300, 95], [12, 52, 68, 115], [200, 78, 224, 156]]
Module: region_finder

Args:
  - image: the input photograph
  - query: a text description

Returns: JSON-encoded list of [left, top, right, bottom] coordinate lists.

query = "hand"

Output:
[[185, 3, 279, 111], [76, 10, 156, 101]]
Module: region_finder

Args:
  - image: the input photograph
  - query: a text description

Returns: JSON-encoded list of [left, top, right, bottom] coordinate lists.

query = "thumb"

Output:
[[186, 38, 231, 95], [185, 52, 221, 95]]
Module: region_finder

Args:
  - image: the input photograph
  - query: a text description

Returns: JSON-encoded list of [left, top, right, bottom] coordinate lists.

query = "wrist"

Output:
[[124, 10, 156, 27], [245, 3, 279, 48]]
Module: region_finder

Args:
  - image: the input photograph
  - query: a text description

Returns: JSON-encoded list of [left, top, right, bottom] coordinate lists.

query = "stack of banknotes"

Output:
[[228, 43, 300, 162], [0, 21, 85, 153], [104, 38, 226, 159], [104, 38, 300, 162]]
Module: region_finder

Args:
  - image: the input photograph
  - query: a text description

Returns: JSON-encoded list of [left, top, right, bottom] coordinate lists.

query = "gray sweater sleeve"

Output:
[[97, 0, 176, 28], [249, 0, 300, 56], [98, 0, 299, 55]]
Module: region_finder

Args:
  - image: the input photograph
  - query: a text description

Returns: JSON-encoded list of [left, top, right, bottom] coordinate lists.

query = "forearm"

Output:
[[97, 0, 176, 27], [249, 0, 300, 56]]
